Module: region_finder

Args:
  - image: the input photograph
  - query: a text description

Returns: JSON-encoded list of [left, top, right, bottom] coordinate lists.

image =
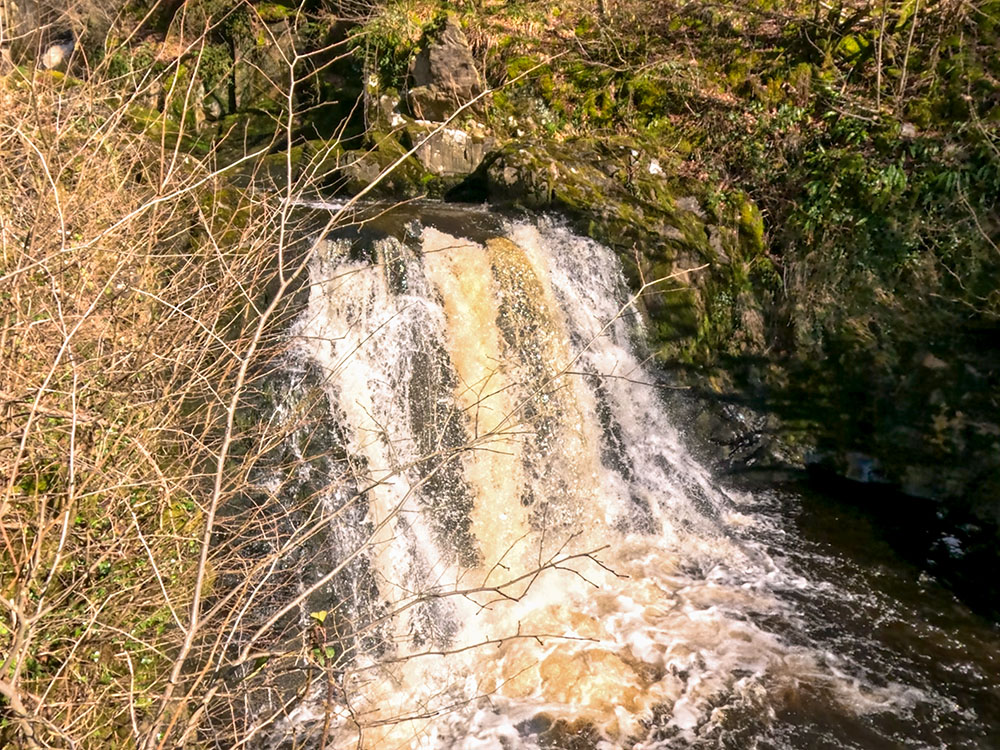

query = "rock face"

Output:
[[232, 18, 295, 113], [406, 16, 483, 121], [449, 137, 774, 363], [407, 122, 494, 176]]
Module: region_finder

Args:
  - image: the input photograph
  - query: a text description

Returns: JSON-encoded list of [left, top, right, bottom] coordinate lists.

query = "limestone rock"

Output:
[[406, 16, 483, 121], [407, 123, 494, 176], [231, 19, 296, 112]]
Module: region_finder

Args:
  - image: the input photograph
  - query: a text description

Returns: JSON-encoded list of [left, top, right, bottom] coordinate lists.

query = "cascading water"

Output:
[[247, 207, 999, 750]]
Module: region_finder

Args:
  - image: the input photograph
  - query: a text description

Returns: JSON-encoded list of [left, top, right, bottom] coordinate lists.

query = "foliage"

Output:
[[0, 34, 338, 744], [1, 0, 998, 744], [347, 0, 439, 90]]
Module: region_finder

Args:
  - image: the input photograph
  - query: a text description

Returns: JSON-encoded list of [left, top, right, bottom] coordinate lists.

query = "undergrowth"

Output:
[[0, 53, 327, 747]]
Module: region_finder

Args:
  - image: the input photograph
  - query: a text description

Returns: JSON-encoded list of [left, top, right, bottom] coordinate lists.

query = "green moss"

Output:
[[300, 138, 345, 177], [726, 61, 752, 89], [507, 54, 545, 80], [126, 104, 213, 156], [198, 186, 254, 247], [197, 43, 233, 93], [257, 145, 305, 184], [163, 64, 200, 127], [212, 111, 281, 162], [255, 2, 294, 22], [738, 197, 765, 255], [836, 34, 867, 60]]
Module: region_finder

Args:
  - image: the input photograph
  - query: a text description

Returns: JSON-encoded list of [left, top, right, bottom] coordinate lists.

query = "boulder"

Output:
[[338, 133, 427, 199], [405, 121, 494, 176], [406, 16, 483, 121], [40, 33, 74, 71], [233, 19, 295, 112]]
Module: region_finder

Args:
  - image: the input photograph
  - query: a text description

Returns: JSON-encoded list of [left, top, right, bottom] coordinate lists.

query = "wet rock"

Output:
[[338, 133, 427, 199], [204, 94, 224, 121], [406, 16, 483, 121], [377, 93, 400, 121], [449, 137, 772, 362]]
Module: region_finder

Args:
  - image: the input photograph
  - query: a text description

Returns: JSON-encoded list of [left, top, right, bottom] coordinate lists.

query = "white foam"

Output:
[[272, 215, 926, 749]]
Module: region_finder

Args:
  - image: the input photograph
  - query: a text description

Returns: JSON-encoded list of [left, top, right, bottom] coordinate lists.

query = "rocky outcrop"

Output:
[[338, 133, 427, 199], [449, 137, 774, 364], [447, 139, 999, 540], [404, 120, 494, 177], [231, 17, 296, 114], [405, 16, 483, 121]]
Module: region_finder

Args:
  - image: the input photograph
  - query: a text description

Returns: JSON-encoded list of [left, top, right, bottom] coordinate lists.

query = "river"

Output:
[[231, 204, 999, 750]]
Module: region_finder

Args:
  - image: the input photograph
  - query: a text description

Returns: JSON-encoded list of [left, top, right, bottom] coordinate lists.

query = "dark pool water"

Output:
[[735, 479, 1000, 749]]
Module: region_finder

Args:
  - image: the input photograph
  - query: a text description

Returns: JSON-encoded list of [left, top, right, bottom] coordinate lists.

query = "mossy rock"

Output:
[[125, 103, 213, 155], [337, 130, 431, 198], [449, 136, 771, 363], [255, 2, 295, 22], [738, 197, 765, 255]]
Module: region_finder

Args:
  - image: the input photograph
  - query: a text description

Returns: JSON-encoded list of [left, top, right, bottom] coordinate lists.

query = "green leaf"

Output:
[[246, 655, 269, 681]]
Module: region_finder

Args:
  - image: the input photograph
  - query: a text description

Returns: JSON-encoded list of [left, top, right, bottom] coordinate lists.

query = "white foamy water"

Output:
[[271, 214, 928, 749]]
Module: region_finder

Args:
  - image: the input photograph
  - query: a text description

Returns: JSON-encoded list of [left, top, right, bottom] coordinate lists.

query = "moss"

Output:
[[257, 144, 305, 185], [300, 138, 346, 177], [507, 54, 545, 79], [835, 34, 867, 61], [212, 111, 281, 162], [787, 62, 812, 104], [647, 286, 703, 359], [902, 97, 933, 128], [453, 134, 771, 367], [198, 186, 254, 247], [197, 43, 233, 94], [163, 63, 197, 126], [255, 2, 294, 22], [126, 104, 213, 155], [738, 197, 765, 255]]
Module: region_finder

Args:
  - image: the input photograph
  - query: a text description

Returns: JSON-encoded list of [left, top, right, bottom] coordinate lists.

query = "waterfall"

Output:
[[255, 209, 917, 749]]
